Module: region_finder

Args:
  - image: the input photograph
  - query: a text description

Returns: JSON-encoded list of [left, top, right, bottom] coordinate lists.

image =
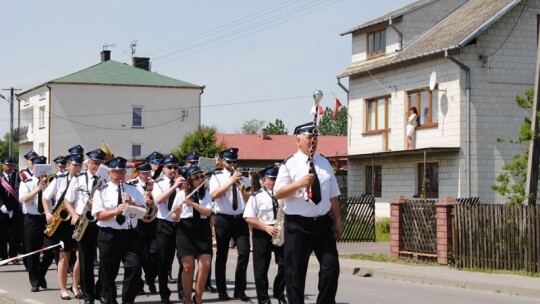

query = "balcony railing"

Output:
[[13, 125, 32, 142]]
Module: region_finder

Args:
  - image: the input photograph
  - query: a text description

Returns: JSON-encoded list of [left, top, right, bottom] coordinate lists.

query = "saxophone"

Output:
[[72, 179, 102, 241], [44, 201, 71, 237], [271, 199, 285, 247]]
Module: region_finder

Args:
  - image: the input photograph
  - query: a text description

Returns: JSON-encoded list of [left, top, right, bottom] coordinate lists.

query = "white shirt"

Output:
[[42, 173, 71, 210], [65, 172, 101, 215], [19, 176, 41, 215], [244, 187, 277, 225], [91, 181, 146, 229], [274, 151, 340, 217], [152, 176, 177, 222], [173, 188, 212, 219], [209, 169, 249, 216]]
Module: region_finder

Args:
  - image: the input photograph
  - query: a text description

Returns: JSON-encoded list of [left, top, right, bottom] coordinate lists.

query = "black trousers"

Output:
[[137, 220, 159, 287], [284, 214, 339, 304], [97, 227, 141, 304], [0, 213, 9, 260], [156, 219, 179, 301], [252, 228, 285, 304], [214, 214, 250, 296], [78, 221, 98, 302], [8, 210, 23, 258], [23, 214, 54, 288]]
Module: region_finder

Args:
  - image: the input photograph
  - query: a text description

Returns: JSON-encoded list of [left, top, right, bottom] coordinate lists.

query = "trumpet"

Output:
[[141, 179, 158, 223], [236, 173, 253, 195]]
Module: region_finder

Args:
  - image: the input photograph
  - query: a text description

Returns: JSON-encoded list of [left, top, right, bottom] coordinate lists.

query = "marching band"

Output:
[[0, 119, 341, 304]]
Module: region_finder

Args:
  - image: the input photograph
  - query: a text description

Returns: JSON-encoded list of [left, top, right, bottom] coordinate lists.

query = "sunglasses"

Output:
[[191, 174, 205, 180], [226, 160, 237, 164], [165, 166, 177, 170]]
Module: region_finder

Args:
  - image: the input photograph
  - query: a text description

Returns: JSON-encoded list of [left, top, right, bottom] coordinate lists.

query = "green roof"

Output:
[[50, 60, 200, 88]]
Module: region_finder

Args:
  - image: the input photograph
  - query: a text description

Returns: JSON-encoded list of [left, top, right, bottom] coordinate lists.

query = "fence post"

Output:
[[390, 195, 407, 258], [435, 196, 457, 265]]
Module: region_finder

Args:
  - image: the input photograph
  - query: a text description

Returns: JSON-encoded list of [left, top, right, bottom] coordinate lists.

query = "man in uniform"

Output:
[[244, 165, 286, 304], [91, 156, 146, 304], [20, 150, 38, 180], [274, 122, 342, 304], [0, 156, 22, 264], [65, 148, 106, 304], [128, 162, 159, 295], [19, 155, 54, 292], [209, 148, 251, 302], [147, 151, 164, 180], [53, 156, 67, 173], [152, 154, 185, 304]]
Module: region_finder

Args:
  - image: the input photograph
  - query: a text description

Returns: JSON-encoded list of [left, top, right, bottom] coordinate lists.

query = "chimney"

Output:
[[260, 128, 270, 139], [133, 57, 151, 71], [101, 50, 111, 62]]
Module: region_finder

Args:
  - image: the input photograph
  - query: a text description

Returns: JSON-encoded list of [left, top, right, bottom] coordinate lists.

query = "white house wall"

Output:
[[46, 84, 200, 161]]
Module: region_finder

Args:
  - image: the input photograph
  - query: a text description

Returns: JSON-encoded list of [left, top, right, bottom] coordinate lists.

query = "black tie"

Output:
[[92, 176, 98, 188], [192, 194, 201, 221], [37, 190, 44, 214], [168, 179, 176, 210], [232, 182, 238, 211], [264, 188, 278, 219], [309, 161, 322, 205], [116, 185, 126, 225]]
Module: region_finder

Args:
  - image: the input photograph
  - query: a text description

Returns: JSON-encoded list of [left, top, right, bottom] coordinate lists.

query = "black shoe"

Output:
[[84, 301, 94, 304], [160, 300, 171, 304], [39, 278, 47, 289], [178, 293, 185, 303], [31, 286, 39, 292], [70, 285, 83, 299], [148, 283, 157, 294], [12, 259, 20, 265], [205, 285, 217, 293], [137, 288, 146, 296], [277, 296, 288, 304], [218, 292, 231, 301], [61, 294, 71, 300], [234, 292, 251, 302], [168, 274, 177, 284]]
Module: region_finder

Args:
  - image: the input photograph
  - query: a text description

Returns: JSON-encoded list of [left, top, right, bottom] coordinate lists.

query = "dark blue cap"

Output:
[[106, 156, 127, 170], [136, 162, 152, 172], [86, 148, 106, 161], [32, 156, 47, 165], [24, 150, 38, 160], [146, 151, 163, 164], [53, 156, 67, 166], [178, 167, 187, 177], [183, 166, 203, 179], [67, 153, 84, 165], [2, 156, 14, 164], [260, 166, 278, 178], [162, 154, 179, 166], [220, 148, 239, 161], [185, 152, 200, 163], [293, 122, 319, 136], [68, 145, 84, 155]]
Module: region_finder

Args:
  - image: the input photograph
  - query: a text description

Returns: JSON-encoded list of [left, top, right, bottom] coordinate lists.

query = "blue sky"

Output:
[[0, 0, 410, 136]]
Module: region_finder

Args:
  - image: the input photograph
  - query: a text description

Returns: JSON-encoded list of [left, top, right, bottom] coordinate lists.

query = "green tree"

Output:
[[173, 125, 227, 162], [492, 88, 534, 205], [266, 119, 288, 135], [0, 132, 18, 161], [318, 106, 347, 136], [241, 119, 266, 134]]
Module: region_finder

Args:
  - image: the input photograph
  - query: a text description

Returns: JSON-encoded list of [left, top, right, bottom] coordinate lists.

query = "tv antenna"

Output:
[[103, 42, 116, 51], [130, 40, 137, 58]]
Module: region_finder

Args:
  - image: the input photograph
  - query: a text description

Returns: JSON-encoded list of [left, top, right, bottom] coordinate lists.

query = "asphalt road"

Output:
[[1, 250, 539, 304]]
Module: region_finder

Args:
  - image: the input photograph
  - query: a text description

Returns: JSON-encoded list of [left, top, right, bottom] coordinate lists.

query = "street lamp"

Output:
[[0, 93, 13, 157]]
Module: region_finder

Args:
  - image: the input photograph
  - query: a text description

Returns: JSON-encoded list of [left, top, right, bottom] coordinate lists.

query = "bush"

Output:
[[376, 218, 390, 242]]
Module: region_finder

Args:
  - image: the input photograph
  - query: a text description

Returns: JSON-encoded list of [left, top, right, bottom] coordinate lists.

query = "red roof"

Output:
[[216, 134, 347, 161]]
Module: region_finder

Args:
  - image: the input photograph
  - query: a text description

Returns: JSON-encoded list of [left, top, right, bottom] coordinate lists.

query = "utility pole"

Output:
[[525, 34, 540, 205], [2, 87, 21, 157]]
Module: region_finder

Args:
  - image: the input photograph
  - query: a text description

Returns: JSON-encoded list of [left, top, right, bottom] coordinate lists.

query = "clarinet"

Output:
[[305, 90, 323, 202]]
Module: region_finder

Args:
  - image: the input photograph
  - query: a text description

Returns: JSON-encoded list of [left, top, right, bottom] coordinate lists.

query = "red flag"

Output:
[[318, 105, 324, 115], [333, 98, 342, 119]]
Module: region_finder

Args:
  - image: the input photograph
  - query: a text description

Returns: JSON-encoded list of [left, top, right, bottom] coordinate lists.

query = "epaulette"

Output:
[[75, 171, 87, 177], [126, 179, 138, 185], [282, 155, 294, 165], [98, 184, 108, 190], [251, 188, 263, 196], [55, 172, 68, 178], [154, 176, 165, 183], [20, 171, 31, 182], [214, 171, 223, 175]]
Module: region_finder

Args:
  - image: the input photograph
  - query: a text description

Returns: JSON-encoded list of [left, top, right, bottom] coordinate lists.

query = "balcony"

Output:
[[13, 125, 32, 143]]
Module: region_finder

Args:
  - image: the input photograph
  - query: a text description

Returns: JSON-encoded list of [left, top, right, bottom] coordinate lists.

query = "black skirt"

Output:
[[176, 218, 212, 257], [50, 220, 77, 251]]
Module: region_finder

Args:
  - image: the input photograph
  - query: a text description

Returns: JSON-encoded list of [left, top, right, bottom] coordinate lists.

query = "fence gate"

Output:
[[400, 199, 437, 255], [338, 195, 376, 242]]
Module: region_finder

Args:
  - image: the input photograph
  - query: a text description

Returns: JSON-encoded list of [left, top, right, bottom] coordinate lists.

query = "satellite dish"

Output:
[[429, 71, 438, 91]]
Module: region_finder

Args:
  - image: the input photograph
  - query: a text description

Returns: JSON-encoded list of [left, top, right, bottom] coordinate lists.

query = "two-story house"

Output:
[[338, 0, 539, 216], [16, 50, 203, 167]]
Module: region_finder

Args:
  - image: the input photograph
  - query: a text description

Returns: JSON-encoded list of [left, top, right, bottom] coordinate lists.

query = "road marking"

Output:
[[22, 299, 46, 304], [0, 288, 7, 293]]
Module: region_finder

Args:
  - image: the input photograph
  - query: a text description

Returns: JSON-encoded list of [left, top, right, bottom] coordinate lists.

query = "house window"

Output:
[[418, 162, 439, 198], [132, 107, 143, 128], [132, 144, 142, 158], [407, 88, 438, 126], [38, 142, 45, 156], [366, 95, 390, 132], [365, 165, 382, 197], [39, 92, 46, 100], [367, 28, 386, 58], [39, 106, 45, 128]]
